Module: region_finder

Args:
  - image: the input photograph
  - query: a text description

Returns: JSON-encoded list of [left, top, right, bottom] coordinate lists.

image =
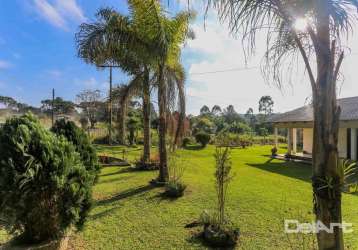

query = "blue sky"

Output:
[[1, 0, 358, 115], [0, 0, 131, 108]]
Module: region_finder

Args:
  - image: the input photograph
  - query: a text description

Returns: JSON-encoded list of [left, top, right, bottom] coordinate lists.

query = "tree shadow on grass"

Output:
[[98, 175, 134, 184], [246, 159, 311, 183], [147, 192, 181, 203], [90, 205, 123, 220], [99, 167, 136, 177], [96, 184, 157, 206]]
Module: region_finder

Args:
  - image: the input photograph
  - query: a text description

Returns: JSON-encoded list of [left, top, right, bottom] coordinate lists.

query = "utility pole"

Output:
[[109, 66, 113, 145], [51, 88, 55, 127], [98, 65, 120, 145]]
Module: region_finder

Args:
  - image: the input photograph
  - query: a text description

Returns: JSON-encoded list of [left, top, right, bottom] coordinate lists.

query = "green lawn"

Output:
[[1, 145, 358, 249]]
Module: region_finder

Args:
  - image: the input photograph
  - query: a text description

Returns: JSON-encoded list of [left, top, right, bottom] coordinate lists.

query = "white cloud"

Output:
[[32, 0, 86, 30], [56, 0, 86, 22], [0, 60, 12, 69], [33, 0, 67, 29], [183, 14, 333, 115]]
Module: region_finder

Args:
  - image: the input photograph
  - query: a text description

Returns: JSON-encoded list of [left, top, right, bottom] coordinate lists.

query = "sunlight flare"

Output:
[[294, 18, 308, 32]]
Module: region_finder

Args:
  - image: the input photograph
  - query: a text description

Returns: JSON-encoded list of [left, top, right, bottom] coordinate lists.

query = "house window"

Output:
[[347, 128, 351, 159]]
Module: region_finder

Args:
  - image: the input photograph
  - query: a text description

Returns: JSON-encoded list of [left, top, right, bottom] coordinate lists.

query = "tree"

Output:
[[258, 96, 274, 118], [0, 96, 17, 109], [51, 119, 100, 181], [245, 108, 256, 130], [200, 105, 210, 115], [193, 117, 215, 134], [209, 0, 358, 248], [0, 96, 39, 113], [211, 105, 222, 115], [0, 114, 94, 243], [112, 84, 130, 144], [76, 3, 193, 171], [222, 105, 243, 124], [76, 89, 102, 128], [41, 97, 76, 115], [126, 114, 141, 145], [138, 2, 193, 182], [195, 131, 211, 148]]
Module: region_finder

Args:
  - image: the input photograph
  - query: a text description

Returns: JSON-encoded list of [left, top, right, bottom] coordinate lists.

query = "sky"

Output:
[[1, 1, 358, 115]]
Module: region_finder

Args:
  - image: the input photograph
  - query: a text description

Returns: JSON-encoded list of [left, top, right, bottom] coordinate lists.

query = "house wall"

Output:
[[302, 128, 347, 158]]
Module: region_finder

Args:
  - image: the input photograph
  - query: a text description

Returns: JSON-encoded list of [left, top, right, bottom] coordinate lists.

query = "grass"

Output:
[[1, 145, 358, 249]]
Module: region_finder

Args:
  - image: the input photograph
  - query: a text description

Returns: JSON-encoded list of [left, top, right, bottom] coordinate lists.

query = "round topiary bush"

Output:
[[0, 114, 94, 244], [195, 132, 211, 148], [51, 119, 100, 182]]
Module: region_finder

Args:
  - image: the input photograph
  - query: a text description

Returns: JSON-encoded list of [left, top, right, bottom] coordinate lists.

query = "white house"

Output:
[[269, 96, 358, 160]]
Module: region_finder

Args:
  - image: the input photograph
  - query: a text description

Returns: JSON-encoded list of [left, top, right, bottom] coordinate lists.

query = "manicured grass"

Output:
[[1, 145, 358, 249], [69, 145, 357, 249]]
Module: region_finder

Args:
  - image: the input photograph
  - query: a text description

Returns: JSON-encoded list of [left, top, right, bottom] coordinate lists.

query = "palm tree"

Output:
[[211, 105, 222, 115], [208, 0, 358, 249], [76, 6, 154, 164], [134, 0, 193, 181], [76, 1, 193, 178]]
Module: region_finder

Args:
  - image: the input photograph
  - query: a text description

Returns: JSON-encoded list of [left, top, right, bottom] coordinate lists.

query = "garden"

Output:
[[1, 0, 358, 249], [1, 135, 358, 249]]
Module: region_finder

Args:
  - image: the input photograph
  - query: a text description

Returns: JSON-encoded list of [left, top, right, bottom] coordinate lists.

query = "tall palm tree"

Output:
[[208, 0, 358, 249], [132, 0, 193, 182], [76, 1, 193, 177]]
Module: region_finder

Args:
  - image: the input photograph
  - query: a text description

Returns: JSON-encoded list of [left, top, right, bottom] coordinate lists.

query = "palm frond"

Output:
[[207, 0, 358, 86]]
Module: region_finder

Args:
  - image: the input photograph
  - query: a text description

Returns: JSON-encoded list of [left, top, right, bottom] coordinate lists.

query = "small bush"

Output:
[[199, 210, 239, 247], [164, 153, 187, 198], [164, 181, 187, 197], [182, 137, 192, 147], [51, 119, 100, 182], [134, 153, 160, 171], [0, 114, 94, 243], [192, 147, 239, 247], [195, 132, 211, 148]]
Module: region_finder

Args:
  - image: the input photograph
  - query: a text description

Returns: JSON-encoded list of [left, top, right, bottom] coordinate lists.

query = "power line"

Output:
[[189, 66, 259, 75], [189, 52, 358, 76]]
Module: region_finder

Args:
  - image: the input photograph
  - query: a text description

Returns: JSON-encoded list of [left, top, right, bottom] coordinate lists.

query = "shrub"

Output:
[[51, 119, 100, 182], [164, 181, 187, 198], [199, 210, 239, 247], [135, 153, 160, 171], [182, 137, 191, 147], [0, 114, 94, 243], [195, 132, 211, 148], [164, 153, 187, 198], [194, 147, 239, 247]]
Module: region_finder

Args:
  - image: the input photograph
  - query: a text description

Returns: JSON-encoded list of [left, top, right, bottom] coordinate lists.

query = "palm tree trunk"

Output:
[[158, 63, 168, 182], [142, 67, 151, 164], [118, 101, 127, 145], [313, 2, 343, 248]]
